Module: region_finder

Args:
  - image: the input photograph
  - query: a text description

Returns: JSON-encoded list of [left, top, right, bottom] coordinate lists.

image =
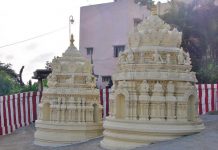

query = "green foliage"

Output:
[[0, 70, 15, 96], [42, 79, 48, 87], [160, 0, 218, 83], [0, 62, 38, 96], [197, 61, 218, 83]]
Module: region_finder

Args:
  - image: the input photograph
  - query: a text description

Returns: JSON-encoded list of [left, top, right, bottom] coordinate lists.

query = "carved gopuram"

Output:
[[34, 35, 103, 147], [101, 16, 204, 149]]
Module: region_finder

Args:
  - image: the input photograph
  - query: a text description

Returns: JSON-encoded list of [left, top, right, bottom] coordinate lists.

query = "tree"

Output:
[[0, 62, 38, 95], [160, 0, 218, 83]]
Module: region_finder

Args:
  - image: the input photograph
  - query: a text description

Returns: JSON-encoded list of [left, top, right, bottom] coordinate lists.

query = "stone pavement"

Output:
[[0, 114, 218, 150]]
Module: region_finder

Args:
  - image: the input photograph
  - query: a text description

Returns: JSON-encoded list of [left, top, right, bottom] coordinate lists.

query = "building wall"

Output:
[[80, 0, 149, 88]]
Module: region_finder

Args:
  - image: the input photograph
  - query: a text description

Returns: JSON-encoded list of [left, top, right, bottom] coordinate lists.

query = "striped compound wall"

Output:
[[197, 84, 218, 115], [0, 84, 217, 136], [0, 92, 42, 135]]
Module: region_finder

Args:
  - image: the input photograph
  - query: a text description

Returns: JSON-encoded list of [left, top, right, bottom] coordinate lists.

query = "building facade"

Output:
[[80, 0, 149, 88]]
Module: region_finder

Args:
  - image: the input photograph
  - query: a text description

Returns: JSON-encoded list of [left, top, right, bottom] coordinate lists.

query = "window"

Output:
[[102, 76, 111, 82], [114, 45, 125, 57], [87, 47, 93, 55]]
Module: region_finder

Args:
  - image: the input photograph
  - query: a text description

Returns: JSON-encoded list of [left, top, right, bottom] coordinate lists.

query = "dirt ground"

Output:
[[0, 114, 218, 150]]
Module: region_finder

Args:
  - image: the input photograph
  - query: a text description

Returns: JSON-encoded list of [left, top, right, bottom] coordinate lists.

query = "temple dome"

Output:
[[128, 15, 182, 48]]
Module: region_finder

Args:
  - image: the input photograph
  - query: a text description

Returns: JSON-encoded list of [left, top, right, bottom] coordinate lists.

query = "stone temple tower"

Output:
[[101, 16, 204, 149], [34, 35, 103, 147]]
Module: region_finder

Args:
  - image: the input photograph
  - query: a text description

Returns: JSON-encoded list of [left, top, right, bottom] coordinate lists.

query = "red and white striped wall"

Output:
[[196, 84, 218, 115], [0, 91, 41, 135]]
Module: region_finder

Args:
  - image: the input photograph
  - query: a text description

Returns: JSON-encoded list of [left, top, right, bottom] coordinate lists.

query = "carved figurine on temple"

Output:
[[118, 52, 126, 64], [166, 54, 171, 64], [127, 50, 134, 63], [153, 50, 164, 64], [153, 81, 164, 95], [47, 74, 58, 87], [167, 81, 174, 94], [178, 48, 185, 65], [184, 52, 191, 65], [139, 80, 149, 93]]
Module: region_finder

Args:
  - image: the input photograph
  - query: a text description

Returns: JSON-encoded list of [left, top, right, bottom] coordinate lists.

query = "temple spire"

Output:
[[70, 34, 75, 47], [69, 15, 74, 46]]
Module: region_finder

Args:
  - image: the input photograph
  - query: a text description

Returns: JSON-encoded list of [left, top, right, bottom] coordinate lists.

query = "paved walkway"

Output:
[[0, 114, 218, 150]]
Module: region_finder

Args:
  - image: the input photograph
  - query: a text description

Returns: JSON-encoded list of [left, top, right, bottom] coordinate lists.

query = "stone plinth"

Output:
[[101, 16, 204, 149], [34, 35, 103, 147]]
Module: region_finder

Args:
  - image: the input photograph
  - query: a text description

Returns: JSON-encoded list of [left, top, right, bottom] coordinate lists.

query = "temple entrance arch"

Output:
[[116, 94, 125, 119], [187, 95, 195, 121]]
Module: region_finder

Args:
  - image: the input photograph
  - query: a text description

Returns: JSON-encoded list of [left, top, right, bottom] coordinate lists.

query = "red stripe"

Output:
[[211, 84, 215, 111], [198, 84, 203, 114], [106, 88, 109, 116], [32, 92, 37, 121], [22, 93, 26, 126], [217, 84, 218, 110], [3, 96, 8, 134], [205, 84, 209, 112], [7, 95, 12, 133], [0, 97, 2, 135], [17, 93, 22, 127], [99, 89, 103, 118], [27, 92, 31, 124], [100, 89, 103, 105], [12, 95, 17, 129]]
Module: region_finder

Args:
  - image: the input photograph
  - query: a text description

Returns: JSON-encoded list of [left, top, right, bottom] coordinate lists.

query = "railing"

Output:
[[197, 84, 218, 114], [0, 91, 42, 135]]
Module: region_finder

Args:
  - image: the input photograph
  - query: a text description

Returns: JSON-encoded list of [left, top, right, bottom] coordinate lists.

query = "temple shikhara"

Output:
[[34, 35, 103, 146], [100, 16, 204, 149]]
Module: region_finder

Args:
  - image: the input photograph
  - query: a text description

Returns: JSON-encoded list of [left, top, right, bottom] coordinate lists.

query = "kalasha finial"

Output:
[[69, 15, 74, 45], [70, 34, 75, 46]]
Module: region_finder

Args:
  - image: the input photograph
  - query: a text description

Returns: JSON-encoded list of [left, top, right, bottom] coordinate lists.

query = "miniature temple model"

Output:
[[101, 16, 204, 149], [34, 34, 103, 147]]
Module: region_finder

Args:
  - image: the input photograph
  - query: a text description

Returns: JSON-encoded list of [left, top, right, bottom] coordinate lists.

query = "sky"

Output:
[[0, 0, 169, 83]]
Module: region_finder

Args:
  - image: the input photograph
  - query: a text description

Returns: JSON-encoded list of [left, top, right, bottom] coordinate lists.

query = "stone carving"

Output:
[[153, 50, 164, 64], [166, 54, 171, 64], [118, 80, 127, 88], [178, 48, 185, 65], [153, 81, 164, 95], [47, 74, 58, 87], [167, 81, 175, 94], [118, 52, 126, 64], [139, 80, 150, 120], [139, 80, 149, 93], [127, 50, 134, 63], [184, 52, 191, 65], [34, 34, 103, 147], [127, 16, 183, 48], [101, 15, 204, 150], [128, 27, 140, 48]]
